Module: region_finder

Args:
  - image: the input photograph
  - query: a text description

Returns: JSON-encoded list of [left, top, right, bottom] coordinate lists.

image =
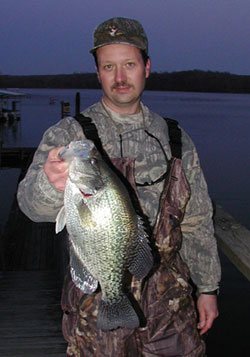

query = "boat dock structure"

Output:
[[0, 151, 250, 355], [0, 90, 26, 121]]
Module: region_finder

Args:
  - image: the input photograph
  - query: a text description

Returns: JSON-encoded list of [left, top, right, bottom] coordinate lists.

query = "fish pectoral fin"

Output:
[[128, 216, 153, 281], [55, 206, 66, 233], [70, 245, 98, 294], [71, 265, 98, 295], [76, 203, 96, 228], [97, 295, 139, 331]]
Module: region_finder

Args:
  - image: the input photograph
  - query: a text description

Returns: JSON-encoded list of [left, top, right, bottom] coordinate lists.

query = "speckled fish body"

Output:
[[56, 140, 153, 331]]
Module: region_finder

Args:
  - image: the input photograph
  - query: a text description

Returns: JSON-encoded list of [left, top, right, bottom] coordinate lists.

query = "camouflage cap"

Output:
[[90, 17, 148, 55]]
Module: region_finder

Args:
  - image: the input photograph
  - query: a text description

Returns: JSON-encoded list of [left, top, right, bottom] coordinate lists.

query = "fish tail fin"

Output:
[[97, 295, 139, 331]]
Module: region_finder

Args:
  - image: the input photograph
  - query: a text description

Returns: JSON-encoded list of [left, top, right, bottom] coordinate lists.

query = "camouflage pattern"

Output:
[[90, 17, 148, 55], [17, 100, 221, 355], [61, 156, 205, 356], [17, 101, 221, 293]]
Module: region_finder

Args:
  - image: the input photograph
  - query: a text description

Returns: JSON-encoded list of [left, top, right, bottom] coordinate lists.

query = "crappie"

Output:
[[56, 140, 153, 331]]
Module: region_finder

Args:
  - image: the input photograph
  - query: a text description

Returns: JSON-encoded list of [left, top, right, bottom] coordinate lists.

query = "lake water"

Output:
[[1, 88, 249, 230], [0, 88, 250, 355]]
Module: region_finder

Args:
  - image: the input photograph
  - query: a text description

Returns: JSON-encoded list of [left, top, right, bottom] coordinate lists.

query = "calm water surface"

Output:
[[1, 88, 249, 229]]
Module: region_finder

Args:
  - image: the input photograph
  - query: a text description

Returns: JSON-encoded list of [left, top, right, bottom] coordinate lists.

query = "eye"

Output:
[[104, 64, 113, 71], [89, 157, 97, 165], [126, 62, 135, 68]]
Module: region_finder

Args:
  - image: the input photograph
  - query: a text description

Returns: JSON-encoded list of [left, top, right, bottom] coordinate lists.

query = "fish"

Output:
[[56, 140, 153, 331]]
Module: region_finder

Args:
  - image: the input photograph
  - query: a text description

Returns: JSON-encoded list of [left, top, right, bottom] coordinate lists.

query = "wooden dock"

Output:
[[214, 205, 250, 281], [0, 190, 68, 355], [0, 147, 36, 169], [0, 271, 67, 356]]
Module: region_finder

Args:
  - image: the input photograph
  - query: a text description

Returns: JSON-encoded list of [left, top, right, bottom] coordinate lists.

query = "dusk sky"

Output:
[[1, 0, 250, 76]]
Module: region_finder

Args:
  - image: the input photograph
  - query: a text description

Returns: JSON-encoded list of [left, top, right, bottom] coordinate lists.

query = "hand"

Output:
[[197, 294, 219, 335], [44, 147, 69, 191]]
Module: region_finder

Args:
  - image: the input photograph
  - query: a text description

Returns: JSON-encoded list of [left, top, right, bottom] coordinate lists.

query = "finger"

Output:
[[53, 175, 68, 191], [46, 168, 68, 191], [44, 159, 68, 176], [53, 160, 69, 174], [48, 147, 65, 162], [44, 154, 69, 188], [199, 322, 210, 336], [199, 315, 215, 335], [197, 309, 206, 330]]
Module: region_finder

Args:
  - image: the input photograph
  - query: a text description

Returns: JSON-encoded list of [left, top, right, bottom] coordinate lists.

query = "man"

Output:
[[17, 17, 221, 356]]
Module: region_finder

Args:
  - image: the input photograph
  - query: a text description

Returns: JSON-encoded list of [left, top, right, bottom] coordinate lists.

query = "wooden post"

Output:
[[61, 101, 71, 118], [75, 92, 80, 117]]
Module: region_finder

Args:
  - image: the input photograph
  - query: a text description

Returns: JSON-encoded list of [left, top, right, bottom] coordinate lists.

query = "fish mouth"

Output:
[[79, 189, 93, 198]]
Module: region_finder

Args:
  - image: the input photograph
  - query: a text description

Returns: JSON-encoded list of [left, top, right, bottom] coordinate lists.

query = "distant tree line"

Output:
[[147, 70, 250, 93], [0, 73, 101, 90], [1, 70, 250, 93]]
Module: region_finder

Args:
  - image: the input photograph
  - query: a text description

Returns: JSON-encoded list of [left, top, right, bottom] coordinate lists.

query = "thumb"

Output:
[[48, 146, 65, 162]]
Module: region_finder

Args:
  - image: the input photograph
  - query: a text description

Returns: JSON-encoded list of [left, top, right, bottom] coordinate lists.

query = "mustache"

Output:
[[112, 82, 133, 89]]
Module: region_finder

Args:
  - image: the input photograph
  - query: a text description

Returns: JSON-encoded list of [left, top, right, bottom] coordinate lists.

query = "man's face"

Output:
[[96, 44, 151, 114]]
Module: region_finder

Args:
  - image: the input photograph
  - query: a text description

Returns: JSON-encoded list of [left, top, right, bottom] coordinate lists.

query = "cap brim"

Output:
[[89, 41, 146, 54]]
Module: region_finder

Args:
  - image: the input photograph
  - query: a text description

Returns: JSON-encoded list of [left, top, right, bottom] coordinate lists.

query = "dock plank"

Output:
[[0, 147, 36, 169], [0, 197, 64, 271], [0, 271, 67, 356]]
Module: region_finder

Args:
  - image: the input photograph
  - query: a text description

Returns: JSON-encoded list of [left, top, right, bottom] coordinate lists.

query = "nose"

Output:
[[114, 66, 127, 84]]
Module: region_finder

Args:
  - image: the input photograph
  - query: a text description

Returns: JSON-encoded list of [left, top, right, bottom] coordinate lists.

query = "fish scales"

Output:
[[56, 140, 153, 331], [67, 172, 137, 301]]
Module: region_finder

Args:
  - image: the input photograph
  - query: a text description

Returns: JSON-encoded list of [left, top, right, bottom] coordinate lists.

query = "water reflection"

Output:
[[0, 119, 21, 147], [0, 168, 20, 227]]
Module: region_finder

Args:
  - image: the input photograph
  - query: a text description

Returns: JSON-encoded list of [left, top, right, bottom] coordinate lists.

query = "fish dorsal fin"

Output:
[[128, 216, 153, 281], [55, 206, 66, 233]]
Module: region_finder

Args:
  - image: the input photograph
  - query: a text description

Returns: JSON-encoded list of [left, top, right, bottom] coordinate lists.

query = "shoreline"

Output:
[[1, 70, 250, 94]]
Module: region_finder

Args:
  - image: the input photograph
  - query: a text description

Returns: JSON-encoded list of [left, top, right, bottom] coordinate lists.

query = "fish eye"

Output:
[[89, 157, 97, 165]]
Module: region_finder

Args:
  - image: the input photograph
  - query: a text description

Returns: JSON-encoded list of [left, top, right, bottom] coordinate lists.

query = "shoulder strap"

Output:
[[75, 113, 107, 158], [164, 118, 182, 159], [76, 114, 182, 159], [75, 113, 139, 201]]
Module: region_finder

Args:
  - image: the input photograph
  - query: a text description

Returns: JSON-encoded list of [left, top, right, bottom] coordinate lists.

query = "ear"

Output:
[[96, 67, 101, 83], [145, 58, 151, 79]]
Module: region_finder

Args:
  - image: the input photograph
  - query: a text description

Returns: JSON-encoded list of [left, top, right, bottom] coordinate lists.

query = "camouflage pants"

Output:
[[61, 271, 205, 357]]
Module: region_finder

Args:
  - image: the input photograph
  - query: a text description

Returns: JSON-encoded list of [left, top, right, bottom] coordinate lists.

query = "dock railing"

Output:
[[214, 205, 250, 281]]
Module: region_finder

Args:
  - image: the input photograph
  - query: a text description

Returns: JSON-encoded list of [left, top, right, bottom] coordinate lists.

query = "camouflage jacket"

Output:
[[17, 101, 221, 293]]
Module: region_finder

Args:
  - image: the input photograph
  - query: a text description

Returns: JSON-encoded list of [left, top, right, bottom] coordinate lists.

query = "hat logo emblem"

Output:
[[107, 24, 122, 37]]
